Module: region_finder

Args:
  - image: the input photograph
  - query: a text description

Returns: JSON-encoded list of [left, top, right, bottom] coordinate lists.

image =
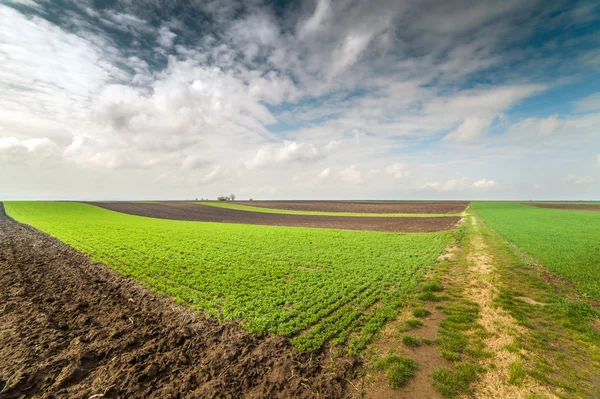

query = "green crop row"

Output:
[[473, 202, 600, 299], [5, 201, 455, 352], [197, 201, 462, 217]]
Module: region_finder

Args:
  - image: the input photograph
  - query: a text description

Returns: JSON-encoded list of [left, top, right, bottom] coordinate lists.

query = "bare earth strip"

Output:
[[0, 203, 358, 398], [525, 203, 600, 212], [88, 202, 462, 233], [235, 200, 469, 214]]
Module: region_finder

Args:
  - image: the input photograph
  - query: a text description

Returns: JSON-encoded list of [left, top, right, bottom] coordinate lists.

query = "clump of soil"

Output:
[[0, 203, 358, 398]]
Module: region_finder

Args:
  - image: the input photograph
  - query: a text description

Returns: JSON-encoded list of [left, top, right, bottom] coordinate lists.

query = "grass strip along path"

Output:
[[6, 201, 456, 353], [197, 201, 463, 217]]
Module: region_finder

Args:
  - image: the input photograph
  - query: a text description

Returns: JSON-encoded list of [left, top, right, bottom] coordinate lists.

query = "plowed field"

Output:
[[0, 203, 357, 398], [89, 202, 461, 232], [235, 200, 469, 214]]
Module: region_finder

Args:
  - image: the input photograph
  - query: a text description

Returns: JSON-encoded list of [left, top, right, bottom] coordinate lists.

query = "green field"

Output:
[[198, 201, 462, 217], [474, 202, 600, 298], [5, 201, 455, 351]]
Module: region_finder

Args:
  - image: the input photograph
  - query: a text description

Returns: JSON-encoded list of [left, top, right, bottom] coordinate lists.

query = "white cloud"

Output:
[[472, 178, 496, 189], [574, 93, 600, 112], [247, 141, 321, 168], [203, 166, 223, 183], [597, 154, 600, 167], [6, 0, 42, 10], [421, 178, 467, 192], [1, 2, 598, 200], [340, 165, 363, 184], [0, 136, 59, 164], [444, 117, 492, 142], [580, 49, 600, 69], [298, 0, 330, 38], [385, 162, 410, 179], [505, 115, 562, 137], [318, 168, 331, 179], [564, 174, 595, 185], [421, 182, 440, 190], [157, 26, 177, 49]]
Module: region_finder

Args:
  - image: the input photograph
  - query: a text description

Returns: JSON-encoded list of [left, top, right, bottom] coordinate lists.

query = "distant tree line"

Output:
[[217, 194, 236, 201]]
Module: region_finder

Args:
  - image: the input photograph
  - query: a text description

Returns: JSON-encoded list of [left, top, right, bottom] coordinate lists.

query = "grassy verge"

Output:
[[197, 201, 462, 217], [474, 212, 600, 398]]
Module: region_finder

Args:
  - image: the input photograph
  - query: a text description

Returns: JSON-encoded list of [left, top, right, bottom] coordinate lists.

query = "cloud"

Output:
[[318, 168, 331, 179], [579, 49, 600, 69], [340, 165, 363, 184], [444, 117, 492, 142], [1, 1, 599, 200], [472, 178, 496, 189], [505, 115, 562, 138], [157, 26, 177, 49], [384, 162, 410, 179], [421, 178, 467, 192], [574, 93, 600, 112], [247, 141, 321, 168], [0, 136, 60, 164], [421, 182, 441, 190], [298, 0, 330, 38], [6, 0, 42, 10], [564, 174, 595, 185], [597, 154, 600, 167]]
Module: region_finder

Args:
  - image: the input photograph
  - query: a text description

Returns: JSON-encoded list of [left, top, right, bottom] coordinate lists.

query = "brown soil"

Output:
[[359, 304, 449, 399], [87, 202, 462, 233], [0, 203, 359, 398], [236, 201, 469, 214], [525, 203, 600, 212]]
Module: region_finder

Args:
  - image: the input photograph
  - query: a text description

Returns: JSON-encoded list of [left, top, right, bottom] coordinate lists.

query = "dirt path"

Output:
[[0, 203, 357, 398], [358, 214, 566, 398], [88, 202, 462, 233], [465, 216, 557, 398]]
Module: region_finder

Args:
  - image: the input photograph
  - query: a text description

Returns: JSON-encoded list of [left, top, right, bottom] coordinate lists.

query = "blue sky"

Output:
[[0, 0, 599, 200]]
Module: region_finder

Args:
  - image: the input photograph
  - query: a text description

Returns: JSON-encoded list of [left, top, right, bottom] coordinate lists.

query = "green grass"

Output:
[[432, 363, 483, 398], [197, 201, 462, 217], [373, 353, 418, 388], [405, 318, 423, 329], [508, 361, 526, 386], [412, 307, 431, 318], [5, 201, 455, 352], [473, 202, 600, 299], [402, 334, 420, 347]]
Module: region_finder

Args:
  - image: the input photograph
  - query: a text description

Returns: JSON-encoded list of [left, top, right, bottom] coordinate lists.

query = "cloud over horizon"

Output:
[[1, 0, 599, 200]]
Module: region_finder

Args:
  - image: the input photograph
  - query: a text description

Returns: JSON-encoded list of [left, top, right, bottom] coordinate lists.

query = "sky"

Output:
[[1, 0, 599, 200]]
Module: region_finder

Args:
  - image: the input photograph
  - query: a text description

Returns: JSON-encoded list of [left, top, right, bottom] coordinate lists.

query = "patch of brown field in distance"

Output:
[[237, 200, 469, 214], [0, 203, 358, 398], [524, 203, 600, 212], [87, 202, 462, 233]]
